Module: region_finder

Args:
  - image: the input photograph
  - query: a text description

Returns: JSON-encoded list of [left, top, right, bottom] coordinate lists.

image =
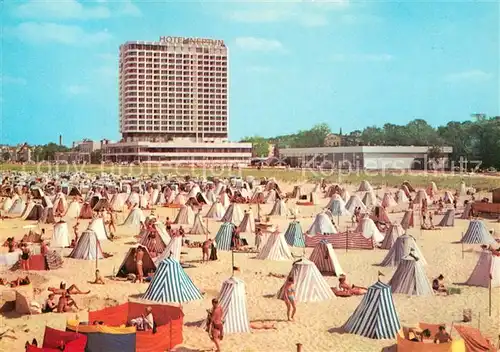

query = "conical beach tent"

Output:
[[465, 250, 500, 288], [221, 203, 244, 224], [388, 257, 434, 296], [268, 199, 288, 217], [380, 223, 404, 250], [395, 189, 409, 204], [307, 212, 337, 235], [380, 234, 427, 267], [309, 240, 344, 276], [174, 205, 195, 225], [215, 222, 236, 251], [116, 245, 156, 277], [189, 213, 209, 235], [357, 180, 373, 192], [437, 208, 455, 227], [355, 216, 384, 243], [342, 281, 400, 339], [88, 218, 110, 241], [284, 221, 305, 247], [52, 221, 70, 248], [139, 224, 169, 256], [460, 220, 495, 244], [122, 208, 145, 227], [142, 257, 203, 303], [201, 277, 250, 334], [400, 210, 414, 230], [277, 259, 334, 302], [362, 191, 380, 208], [326, 198, 350, 216], [205, 201, 225, 220], [64, 201, 81, 219], [255, 232, 293, 261], [345, 195, 367, 213], [381, 193, 397, 208], [69, 229, 103, 260], [237, 210, 255, 234]]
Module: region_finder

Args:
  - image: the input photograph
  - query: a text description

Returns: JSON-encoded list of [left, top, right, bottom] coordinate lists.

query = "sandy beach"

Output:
[[0, 182, 499, 352]]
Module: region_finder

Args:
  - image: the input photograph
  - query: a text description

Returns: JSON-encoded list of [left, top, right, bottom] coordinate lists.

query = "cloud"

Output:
[[331, 53, 394, 62], [64, 85, 89, 95], [10, 22, 112, 45], [444, 70, 492, 83], [13, 0, 111, 20], [235, 37, 284, 52], [1, 76, 27, 85], [119, 0, 142, 17]]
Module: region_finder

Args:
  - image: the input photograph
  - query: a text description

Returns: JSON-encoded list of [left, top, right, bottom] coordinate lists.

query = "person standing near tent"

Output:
[[207, 298, 223, 352], [255, 228, 263, 251], [20, 243, 30, 271], [283, 276, 297, 322], [135, 246, 145, 283], [108, 209, 117, 235], [202, 239, 213, 262], [73, 222, 79, 244]]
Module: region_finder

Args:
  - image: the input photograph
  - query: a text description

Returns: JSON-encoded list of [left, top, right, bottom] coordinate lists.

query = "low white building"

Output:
[[279, 146, 453, 170]]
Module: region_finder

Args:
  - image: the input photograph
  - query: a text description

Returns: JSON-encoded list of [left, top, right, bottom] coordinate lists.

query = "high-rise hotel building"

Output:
[[103, 36, 251, 165]]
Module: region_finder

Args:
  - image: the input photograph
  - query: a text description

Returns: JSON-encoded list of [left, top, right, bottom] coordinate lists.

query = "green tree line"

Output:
[[241, 115, 500, 168]]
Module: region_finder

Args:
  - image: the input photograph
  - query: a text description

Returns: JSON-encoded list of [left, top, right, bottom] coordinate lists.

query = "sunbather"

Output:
[[432, 274, 447, 295], [49, 281, 90, 295], [91, 269, 105, 285], [434, 325, 452, 343], [338, 275, 367, 295]]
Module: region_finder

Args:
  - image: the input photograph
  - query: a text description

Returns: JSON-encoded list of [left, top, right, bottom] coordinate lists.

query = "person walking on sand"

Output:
[[207, 298, 224, 352], [283, 276, 296, 321], [135, 246, 145, 283]]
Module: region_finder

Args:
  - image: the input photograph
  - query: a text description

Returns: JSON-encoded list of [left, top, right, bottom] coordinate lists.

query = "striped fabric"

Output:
[[215, 222, 235, 251], [343, 281, 401, 339], [89, 218, 110, 241], [460, 220, 496, 244], [400, 210, 414, 230], [277, 259, 334, 302], [69, 229, 103, 260], [309, 240, 344, 276], [156, 235, 183, 262], [221, 204, 244, 223], [189, 213, 209, 235], [139, 227, 168, 256], [305, 232, 374, 250], [380, 223, 404, 250], [268, 199, 288, 216], [201, 277, 250, 334], [284, 221, 306, 247], [237, 211, 255, 234], [437, 208, 455, 227], [380, 234, 427, 267], [466, 250, 500, 288], [460, 202, 472, 219], [388, 258, 434, 296], [255, 232, 293, 261], [142, 257, 202, 303], [174, 206, 195, 225], [307, 212, 337, 235]]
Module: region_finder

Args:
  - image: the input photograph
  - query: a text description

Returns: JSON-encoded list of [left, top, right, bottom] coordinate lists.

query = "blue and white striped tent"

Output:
[[284, 221, 305, 247], [215, 222, 236, 251], [342, 280, 401, 339], [142, 257, 203, 303], [460, 220, 496, 245]]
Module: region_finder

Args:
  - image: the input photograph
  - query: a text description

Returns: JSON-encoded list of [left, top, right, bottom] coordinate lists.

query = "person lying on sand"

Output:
[[432, 275, 448, 295], [338, 275, 368, 295], [49, 281, 90, 295], [91, 270, 105, 285], [9, 276, 30, 287]]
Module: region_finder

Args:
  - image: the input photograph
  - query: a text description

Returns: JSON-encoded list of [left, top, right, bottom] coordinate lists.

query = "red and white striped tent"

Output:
[[309, 240, 344, 276], [255, 232, 293, 261], [237, 210, 255, 234], [139, 222, 170, 257], [277, 259, 334, 302], [305, 231, 374, 250], [371, 206, 391, 224]]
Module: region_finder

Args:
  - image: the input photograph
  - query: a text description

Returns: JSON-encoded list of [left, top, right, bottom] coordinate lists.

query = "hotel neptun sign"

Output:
[[160, 36, 224, 46]]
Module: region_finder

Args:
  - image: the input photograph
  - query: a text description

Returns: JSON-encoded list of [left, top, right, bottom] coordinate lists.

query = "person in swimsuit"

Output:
[[49, 281, 90, 295], [43, 293, 57, 313], [434, 325, 452, 344], [255, 228, 263, 251], [283, 276, 297, 321], [165, 217, 172, 232], [135, 246, 145, 283], [20, 244, 30, 271], [207, 298, 223, 352], [108, 209, 116, 235], [202, 239, 213, 262]]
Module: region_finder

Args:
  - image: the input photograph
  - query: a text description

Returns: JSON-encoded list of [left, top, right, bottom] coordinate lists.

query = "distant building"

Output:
[[73, 139, 101, 153], [54, 151, 90, 164], [324, 134, 342, 147], [0, 143, 33, 162], [279, 146, 453, 170], [55, 139, 110, 164]]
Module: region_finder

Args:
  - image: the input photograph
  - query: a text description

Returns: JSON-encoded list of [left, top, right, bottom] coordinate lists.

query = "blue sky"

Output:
[[1, 0, 499, 145]]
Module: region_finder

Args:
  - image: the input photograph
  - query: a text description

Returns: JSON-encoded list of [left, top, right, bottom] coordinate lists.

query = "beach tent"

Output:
[[342, 280, 401, 339], [25, 204, 44, 221], [380, 234, 427, 267], [345, 195, 367, 213], [200, 277, 250, 334], [2, 197, 13, 212], [156, 235, 183, 262], [139, 224, 169, 256], [68, 186, 82, 197], [250, 191, 265, 204], [268, 199, 288, 217], [395, 189, 409, 204], [189, 212, 209, 235], [309, 240, 344, 276], [438, 208, 455, 227], [265, 189, 278, 204], [277, 259, 334, 302], [122, 207, 146, 227], [11, 250, 63, 271], [396, 323, 466, 352], [426, 182, 438, 197], [355, 216, 384, 243], [142, 257, 203, 303], [357, 180, 373, 192], [341, 188, 350, 201], [307, 212, 337, 235], [25, 326, 87, 352], [305, 231, 375, 250], [460, 202, 473, 220], [93, 198, 109, 212], [219, 193, 230, 207], [326, 197, 350, 216], [400, 210, 415, 230], [237, 210, 255, 234], [116, 245, 156, 278], [69, 229, 103, 260], [221, 203, 244, 224], [65, 201, 81, 219], [42, 207, 56, 224], [284, 221, 305, 247], [205, 190, 217, 204], [53, 193, 68, 215], [362, 191, 380, 208], [171, 193, 185, 206], [401, 181, 415, 193], [205, 201, 225, 220], [414, 189, 430, 205], [52, 221, 70, 248], [79, 202, 93, 219], [215, 222, 236, 251], [372, 205, 391, 223], [109, 193, 128, 211], [127, 192, 140, 207], [291, 185, 302, 199], [308, 192, 319, 205], [443, 191, 455, 203], [389, 257, 434, 296], [84, 301, 184, 352], [380, 223, 404, 250], [8, 198, 25, 216], [465, 250, 500, 288], [460, 220, 496, 245], [255, 232, 293, 261], [21, 200, 35, 219], [174, 205, 195, 225], [88, 218, 110, 241], [381, 193, 397, 208]]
